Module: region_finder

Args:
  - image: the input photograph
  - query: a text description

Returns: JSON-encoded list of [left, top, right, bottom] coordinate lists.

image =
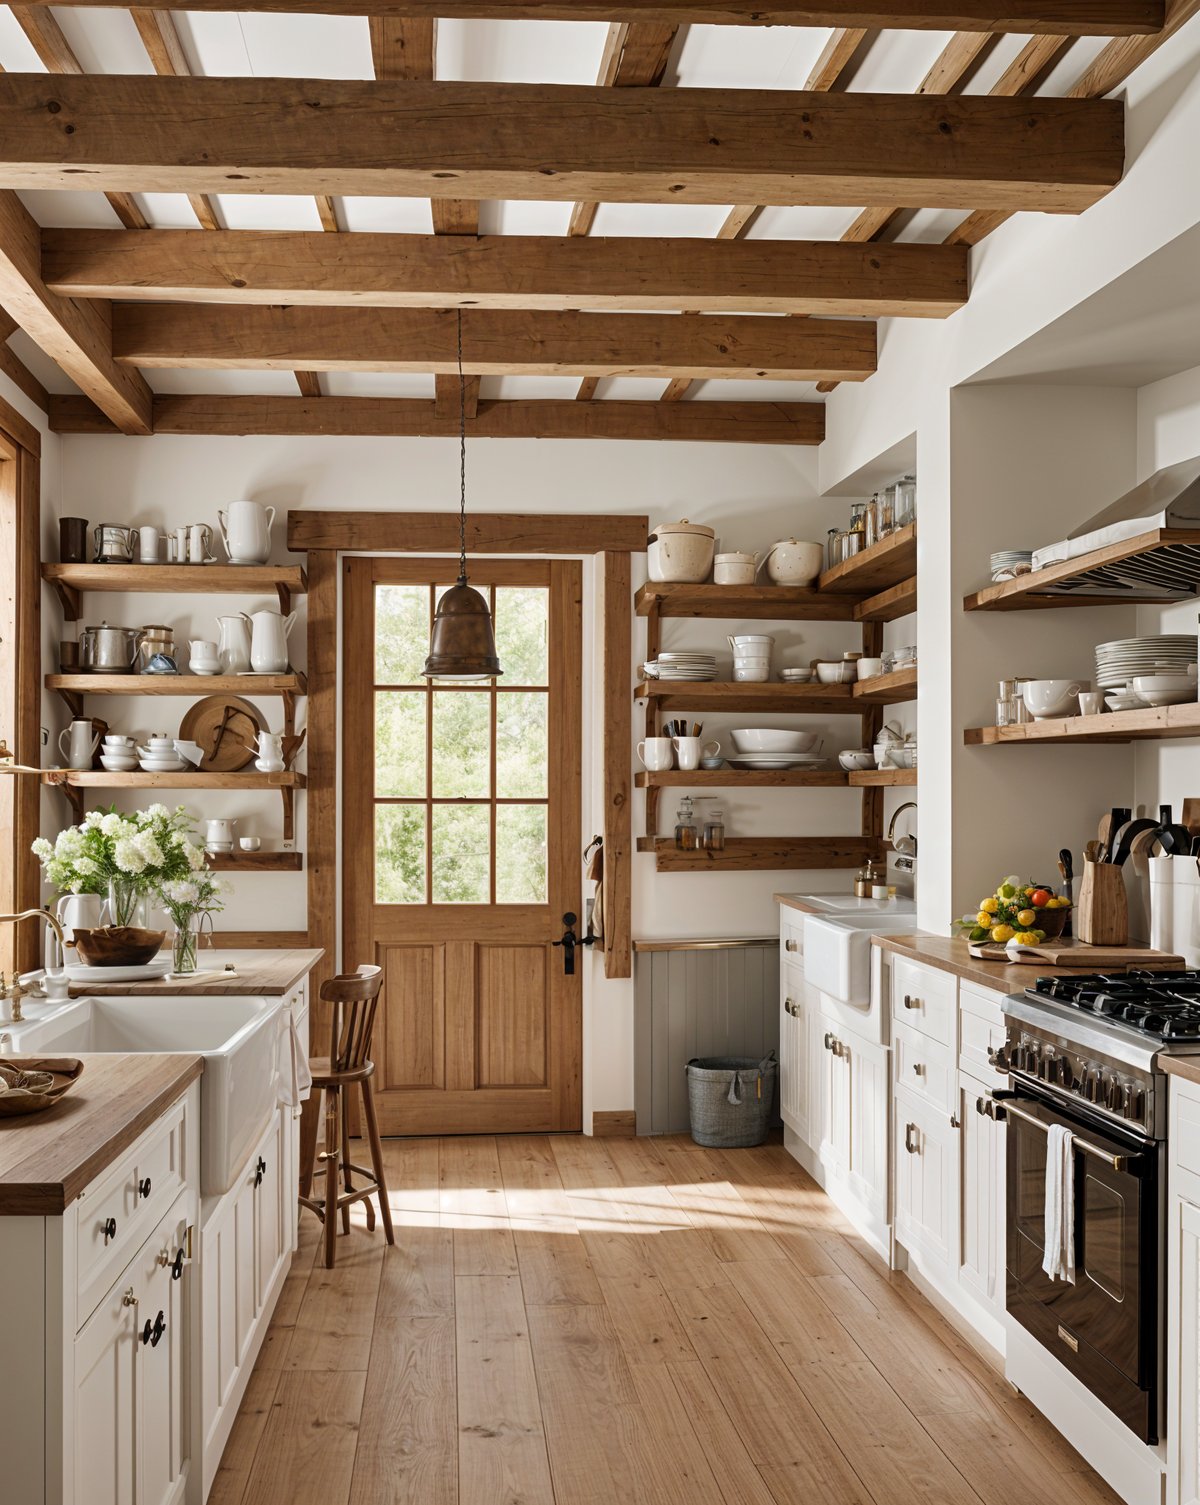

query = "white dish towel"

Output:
[[1042, 1123, 1076, 1284], [277, 1009, 313, 1109]]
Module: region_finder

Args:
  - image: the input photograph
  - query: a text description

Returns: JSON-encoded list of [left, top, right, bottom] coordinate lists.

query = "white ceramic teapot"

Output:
[[248, 609, 297, 673], [218, 500, 276, 566]]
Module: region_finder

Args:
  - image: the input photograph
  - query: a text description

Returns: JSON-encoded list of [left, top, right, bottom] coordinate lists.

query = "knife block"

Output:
[[1075, 860, 1128, 946]]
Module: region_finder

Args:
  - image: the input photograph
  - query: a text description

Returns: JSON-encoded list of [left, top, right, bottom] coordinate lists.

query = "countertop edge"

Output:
[[70, 947, 326, 998], [0, 1054, 203, 1216], [871, 931, 1187, 996], [1161, 1057, 1200, 1085]]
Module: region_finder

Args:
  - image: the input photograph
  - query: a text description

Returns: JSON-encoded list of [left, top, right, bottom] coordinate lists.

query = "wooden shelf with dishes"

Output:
[[205, 851, 304, 873], [848, 767, 917, 787], [635, 551, 916, 872], [965, 704, 1200, 746], [43, 562, 308, 620], [43, 769, 305, 841], [962, 529, 1200, 613]]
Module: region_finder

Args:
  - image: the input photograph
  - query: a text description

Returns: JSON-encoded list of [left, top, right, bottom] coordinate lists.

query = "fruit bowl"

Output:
[[955, 875, 1071, 945]]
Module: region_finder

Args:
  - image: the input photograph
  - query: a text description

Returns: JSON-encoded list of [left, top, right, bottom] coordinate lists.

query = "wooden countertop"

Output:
[[1161, 1058, 1200, 1087], [71, 947, 325, 997], [871, 931, 1186, 996], [0, 1053, 202, 1215]]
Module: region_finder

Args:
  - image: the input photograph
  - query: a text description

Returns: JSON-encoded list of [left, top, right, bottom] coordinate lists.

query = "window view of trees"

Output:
[[373, 584, 549, 905]]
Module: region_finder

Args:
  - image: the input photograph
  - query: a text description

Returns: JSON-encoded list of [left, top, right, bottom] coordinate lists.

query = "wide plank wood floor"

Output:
[[211, 1133, 1123, 1505]]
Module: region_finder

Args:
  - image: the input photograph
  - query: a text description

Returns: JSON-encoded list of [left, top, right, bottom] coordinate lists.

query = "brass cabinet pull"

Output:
[[785, 939, 799, 953], [912, 1062, 925, 1077], [904, 1122, 919, 1154], [902, 994, 920, 1010]]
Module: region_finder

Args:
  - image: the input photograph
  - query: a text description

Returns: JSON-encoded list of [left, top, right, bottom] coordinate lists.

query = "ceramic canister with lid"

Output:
[[713, 551, 756, 586], [646, 520, 716, 584]]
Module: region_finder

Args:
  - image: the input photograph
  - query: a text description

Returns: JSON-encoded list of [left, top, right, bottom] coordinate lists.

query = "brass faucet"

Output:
[[0, 909, 67, 1022], [887, 802, 918, 874]]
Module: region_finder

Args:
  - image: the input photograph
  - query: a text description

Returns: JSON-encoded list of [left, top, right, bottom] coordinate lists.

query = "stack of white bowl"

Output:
[[729, 633, 773, 683]]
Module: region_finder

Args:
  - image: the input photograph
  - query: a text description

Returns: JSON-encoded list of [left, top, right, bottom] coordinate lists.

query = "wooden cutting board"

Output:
[[969, 939, 1185, 968]]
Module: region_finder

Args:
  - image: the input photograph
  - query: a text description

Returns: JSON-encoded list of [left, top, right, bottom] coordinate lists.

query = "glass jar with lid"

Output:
[[864, 493, 879, 549], [895, 474, 917, 528], [696, 797, 725, 851], [877, 487, 896, 537], [674, 796, 698, 852]]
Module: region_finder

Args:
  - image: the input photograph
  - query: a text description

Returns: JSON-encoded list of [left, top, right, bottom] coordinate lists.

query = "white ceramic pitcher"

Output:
[[217, 614, 252, 674], [56, 891, 104, 942], [255, 731, 285, 773], [58, 719, 100, 770], [248, 609, 297, 673], [218, 500, 275, 565]]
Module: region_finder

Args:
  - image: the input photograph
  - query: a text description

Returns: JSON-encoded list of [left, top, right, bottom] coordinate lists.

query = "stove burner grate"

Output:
[[1027, 971, 1200, 1041]]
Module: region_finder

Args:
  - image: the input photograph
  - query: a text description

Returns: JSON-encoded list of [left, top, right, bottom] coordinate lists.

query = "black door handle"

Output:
[[171, 1248, 185, 1281], [552, 912, 594, 975], [102, 1216, 117, 1244], [254, 1156, 267, 1188], [138, 1176, 152, 1200], [141, 1311, 166, 1348]]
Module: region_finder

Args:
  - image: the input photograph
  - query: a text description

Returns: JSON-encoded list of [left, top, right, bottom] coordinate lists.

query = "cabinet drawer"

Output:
[[780, 910, 804, 966], [76, 1091, 191, 1331], [960, 989, 1007, 1079], [893, 1018, 955, 1114], [891, 956, 957, 1048]]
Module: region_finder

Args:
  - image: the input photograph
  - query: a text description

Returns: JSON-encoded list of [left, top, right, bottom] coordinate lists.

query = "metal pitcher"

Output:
[[80, 622, 140, 673], [93, 524, 135, 563]]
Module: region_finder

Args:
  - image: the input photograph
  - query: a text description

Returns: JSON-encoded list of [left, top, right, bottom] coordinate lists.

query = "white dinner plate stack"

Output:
[[990, 550, 1034, 581], [642, 651, 717, 681], [1094, 635, 1198, 689], [726, 752, 828, 771]]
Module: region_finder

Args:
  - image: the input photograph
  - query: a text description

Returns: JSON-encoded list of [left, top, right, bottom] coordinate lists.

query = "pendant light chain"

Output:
[[457, 307, 468, 585]]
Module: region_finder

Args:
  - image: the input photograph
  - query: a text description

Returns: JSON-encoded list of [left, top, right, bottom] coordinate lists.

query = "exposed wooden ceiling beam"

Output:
[[48, 393, 826, 444], [0, 192, 151, 433], [0, 76, 1124, 213], [109, 304, 879, 381], [41, 229, 969, 317], [6, 1, 1165, 36]]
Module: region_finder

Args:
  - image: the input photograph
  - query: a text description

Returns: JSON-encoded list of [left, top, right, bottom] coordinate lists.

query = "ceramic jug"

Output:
[[189, 639, 219, 675], [56, 891, 104, 942], [217, 614, 252, 674], [218, 501, 276, 566], [249, 609, 296, 673], [254, 731, 285, 773], [204, 818, 238, 849], [58, 719, 100, 770]]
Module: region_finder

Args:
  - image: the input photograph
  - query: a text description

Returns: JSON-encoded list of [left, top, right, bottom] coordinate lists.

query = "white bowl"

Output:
[[1021, 678, 1087, 720], [779, 669, 814, 683], [731, 728, 820, 755], [816, 661, 857, 685], [1132, 674, 1197, 696], [100, 756, 138, 772], [888, 748, 917, 769], [762, 540, 824, 585], [838, 750, 876, 771], [238, 837, 261, 852]]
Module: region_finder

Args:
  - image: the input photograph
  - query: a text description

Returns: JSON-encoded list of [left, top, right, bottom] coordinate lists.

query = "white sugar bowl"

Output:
[[713, 551, 757, 586]]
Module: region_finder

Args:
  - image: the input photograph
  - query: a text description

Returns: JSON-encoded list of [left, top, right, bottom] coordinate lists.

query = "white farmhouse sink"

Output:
[[803, 912, 920, 1041], [0, 995, 282, 1196], [785, 893, 916, 915]]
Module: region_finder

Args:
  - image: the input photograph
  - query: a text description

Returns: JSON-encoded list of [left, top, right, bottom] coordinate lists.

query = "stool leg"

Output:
[[298, 1093, 320, 1201], [339, 1093, 353, 1235], [323, 1085, 340, 1270], [360, 1076, 394, 1246]]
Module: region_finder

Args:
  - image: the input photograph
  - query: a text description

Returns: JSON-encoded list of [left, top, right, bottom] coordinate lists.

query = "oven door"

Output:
[[1001, 1082, 1160, 1442]]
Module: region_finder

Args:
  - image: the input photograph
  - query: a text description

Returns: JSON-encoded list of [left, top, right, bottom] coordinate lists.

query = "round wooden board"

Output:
[[179, 694, 267, 772]]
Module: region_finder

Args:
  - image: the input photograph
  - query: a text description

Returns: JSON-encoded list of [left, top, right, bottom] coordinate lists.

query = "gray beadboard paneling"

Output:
[[634, 942, 780, 1136]]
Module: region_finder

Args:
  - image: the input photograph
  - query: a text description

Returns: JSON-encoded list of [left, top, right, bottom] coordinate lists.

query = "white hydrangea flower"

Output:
[[83, 810, 104, 829], [100, 812, 125, 837], [31, 837, 52, 860], [145, 803, 169, 820], [185, 842, 206, 872], [75, 856, 96, 875], [134, 831, 165, 868], [163, 879, 200, 905], [114, 836, 146, 874]]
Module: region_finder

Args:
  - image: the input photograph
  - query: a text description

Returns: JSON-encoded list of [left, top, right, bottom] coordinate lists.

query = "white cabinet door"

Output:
[[1172, 1198, 1200, 1505], [894, 1088, 958, 1271], [256, 1111, 288, 1309], [781, 969, 814, 1145], [74, 1268, 139, 1505], [817, 1020, 851, 1178], [139, 1206, 191, 1505], [957, 1071, 1005, 1321], [846, 1029, 890, 1226]]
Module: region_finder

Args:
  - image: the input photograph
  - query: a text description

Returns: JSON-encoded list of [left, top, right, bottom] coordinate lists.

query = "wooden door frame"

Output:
[[0, 396, 41, 973]]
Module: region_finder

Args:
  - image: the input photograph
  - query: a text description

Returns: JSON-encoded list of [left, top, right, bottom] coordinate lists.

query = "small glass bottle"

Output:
[[674, 796, 698, 852], [896, 474, 917, 528], [698, 799, 725, 852], [996, 678, 1017, 727], [849, 502, 867, 543], [865, 493, 879, 549], [826, 528, 840, 570], [877, 486, 896, 538]]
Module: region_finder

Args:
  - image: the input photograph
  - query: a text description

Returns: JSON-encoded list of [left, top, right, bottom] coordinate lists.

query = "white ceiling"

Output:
[[0, 11, 1126, 401]]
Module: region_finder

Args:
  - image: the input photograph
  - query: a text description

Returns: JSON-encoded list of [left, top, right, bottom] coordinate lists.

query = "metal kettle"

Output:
[[80, 621, 140, 673]]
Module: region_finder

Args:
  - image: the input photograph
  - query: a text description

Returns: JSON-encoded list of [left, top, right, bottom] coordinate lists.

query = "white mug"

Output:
[[1078, 691, 1106, 715], [138, 526, 161, 563], [673, 736, 721, 771], [636, 737, 674, 771]]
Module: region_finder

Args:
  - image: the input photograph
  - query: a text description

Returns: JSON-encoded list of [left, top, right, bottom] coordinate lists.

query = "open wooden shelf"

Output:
[[205, 851, 303, 872], [636, 769, 849, 789], [851, 665, 918, 705], [43, 562, 308, 620], [47, 673, 306, 696], [848, 767, 917, 787], [962, 528, 1200, 613], [635, 835, 882, 872], [818, 524, 917, 596], [635, 681, 862, 716], [854, 575, 917, 624], [45, 770, 305, 789], [965, 703, 1200, 746], [635, 582, 858, 622]]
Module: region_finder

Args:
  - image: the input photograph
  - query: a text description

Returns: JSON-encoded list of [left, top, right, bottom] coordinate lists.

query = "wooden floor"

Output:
[[210, 1132, 1123, 1505]]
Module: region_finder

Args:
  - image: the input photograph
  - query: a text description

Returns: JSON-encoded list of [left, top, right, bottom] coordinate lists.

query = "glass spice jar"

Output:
[[696, 798, 725, 852], [674, 796, 698, 852]]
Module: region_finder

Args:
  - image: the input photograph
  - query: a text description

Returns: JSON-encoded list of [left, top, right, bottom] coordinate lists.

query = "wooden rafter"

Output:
[[108, 304, 880, 381], [40, 228, 969, 318], [0, 76, 1125, 213], [49, 393, 827, 444], [0, 311, 49, 413], [4, 0, 1166, 36]]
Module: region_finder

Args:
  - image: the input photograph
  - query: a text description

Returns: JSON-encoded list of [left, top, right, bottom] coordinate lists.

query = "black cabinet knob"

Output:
[[171, 1248, 185, 1281], [254, 1156, 267, 1188], [140, 1310, 167, 1348], [138, 1176, 152, 1200], [102, 1216, 117, 1244]]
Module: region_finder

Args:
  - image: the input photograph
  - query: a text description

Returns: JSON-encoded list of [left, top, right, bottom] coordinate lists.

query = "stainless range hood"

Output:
[[1033, 455, 1200, 578]]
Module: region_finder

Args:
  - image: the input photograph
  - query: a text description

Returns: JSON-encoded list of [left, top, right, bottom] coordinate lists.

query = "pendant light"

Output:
[[422, 309, 503, 681]]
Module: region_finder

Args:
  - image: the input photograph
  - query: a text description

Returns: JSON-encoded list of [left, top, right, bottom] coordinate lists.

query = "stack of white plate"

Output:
[[991, 550, 1034, 581], [727, 752, 828, 771], [1094, 635, 1197, 689], [139, 754, 189, 772], [642, 651, 717, 681], [779, 667, 814, 684]]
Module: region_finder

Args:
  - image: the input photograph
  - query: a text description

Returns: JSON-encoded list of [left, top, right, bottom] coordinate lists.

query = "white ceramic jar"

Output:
[[760, 539, 825, 585], [647, 520, 716, 584], [713, 551, 756, 586]]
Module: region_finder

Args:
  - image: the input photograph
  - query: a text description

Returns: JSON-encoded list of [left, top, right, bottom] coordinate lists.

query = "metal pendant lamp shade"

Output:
[[423, 309, 503, 681]]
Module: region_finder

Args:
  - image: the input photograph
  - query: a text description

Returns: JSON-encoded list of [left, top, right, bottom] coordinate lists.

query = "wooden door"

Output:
[[344, 557, 583, 1135]]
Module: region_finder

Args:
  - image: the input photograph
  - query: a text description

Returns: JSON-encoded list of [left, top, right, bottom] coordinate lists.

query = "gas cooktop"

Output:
[[1027, 971, 1200, 1041]]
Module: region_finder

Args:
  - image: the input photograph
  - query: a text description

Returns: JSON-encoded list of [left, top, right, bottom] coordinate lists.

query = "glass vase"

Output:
[[172, 913, 202, 974], [106, 875, 145, 929]]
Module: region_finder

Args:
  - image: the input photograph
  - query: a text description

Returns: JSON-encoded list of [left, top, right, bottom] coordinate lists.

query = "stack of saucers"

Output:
[[1095, 635, 1197, 690], [779, 666, 814, 684], [642, 651, 717, 681], [990, 550, 1034, 581]]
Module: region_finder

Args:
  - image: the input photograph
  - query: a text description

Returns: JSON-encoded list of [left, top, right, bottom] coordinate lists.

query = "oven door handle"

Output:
[[988, 1091, 1145, 1173]]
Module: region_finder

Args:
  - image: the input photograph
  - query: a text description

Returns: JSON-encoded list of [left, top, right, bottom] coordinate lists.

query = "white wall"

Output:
[[55, 431, 916, 1117]]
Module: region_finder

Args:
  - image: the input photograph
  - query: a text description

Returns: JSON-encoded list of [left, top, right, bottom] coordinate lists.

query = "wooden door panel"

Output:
[[379, 944, 445, 1090], [478, 945, 548, 1088]]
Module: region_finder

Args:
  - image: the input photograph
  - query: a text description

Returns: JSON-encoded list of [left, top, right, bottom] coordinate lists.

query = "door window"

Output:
[[372, 582, 550, 905]]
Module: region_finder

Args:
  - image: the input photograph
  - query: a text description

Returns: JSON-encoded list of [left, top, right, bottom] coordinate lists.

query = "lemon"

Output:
[[1017, 909, 1036, 927], [1015, 931, 1041, 946], [991, 924, 1015, 944], [980, 897, 999, 915], [976, 910, 992, 926]]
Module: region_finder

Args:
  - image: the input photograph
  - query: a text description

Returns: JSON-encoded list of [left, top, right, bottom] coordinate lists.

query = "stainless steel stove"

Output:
[[995, 970, 1200, 1444]]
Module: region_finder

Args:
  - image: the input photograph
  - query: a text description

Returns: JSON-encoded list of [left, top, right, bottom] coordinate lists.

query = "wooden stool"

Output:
[[298, 964, 395, 1269]]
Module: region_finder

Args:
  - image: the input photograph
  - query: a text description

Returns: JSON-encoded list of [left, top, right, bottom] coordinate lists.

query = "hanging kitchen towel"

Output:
[[1042, 1123, 1076, 1284], [277, 1008, 313, 1108]]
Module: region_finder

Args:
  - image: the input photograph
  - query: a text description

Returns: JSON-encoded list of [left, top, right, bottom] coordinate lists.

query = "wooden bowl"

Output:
[[72, 926, 166, 967], [1033, 905, 1070, 939], [0, 1057, 85, 1117]]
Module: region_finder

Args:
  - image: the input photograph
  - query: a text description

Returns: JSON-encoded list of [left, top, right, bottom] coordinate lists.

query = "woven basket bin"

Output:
[[685, 1052, 778, 1149]]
